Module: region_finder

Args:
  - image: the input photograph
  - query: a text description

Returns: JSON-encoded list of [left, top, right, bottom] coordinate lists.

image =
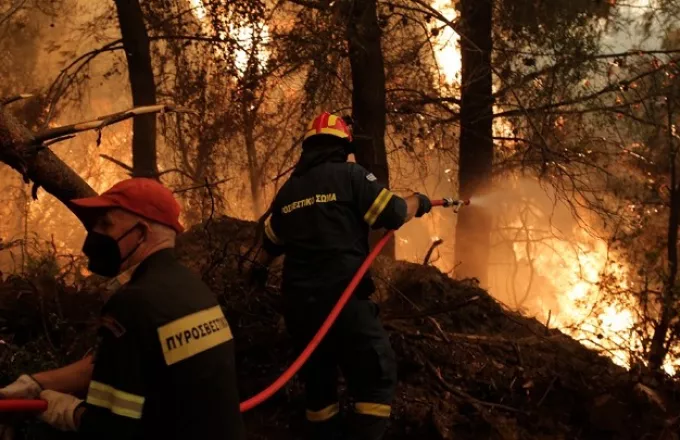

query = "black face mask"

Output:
[[82, 224, 144, 278]]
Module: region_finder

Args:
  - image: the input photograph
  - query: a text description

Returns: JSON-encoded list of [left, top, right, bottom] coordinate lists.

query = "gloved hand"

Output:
[[249, 264, 269, 290], [415, 193, 432, 218], [0, 375, 43, 440], [0, 426, 14, 440], [0, 375, 42, 400], [38, 390, 83, 432]]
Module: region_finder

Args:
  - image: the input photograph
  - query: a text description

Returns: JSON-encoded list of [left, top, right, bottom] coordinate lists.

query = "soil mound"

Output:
[[0, 215, 675, 439]]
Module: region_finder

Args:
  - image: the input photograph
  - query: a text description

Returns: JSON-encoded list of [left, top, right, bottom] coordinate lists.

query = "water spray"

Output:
[[0, 197, 470, 416]]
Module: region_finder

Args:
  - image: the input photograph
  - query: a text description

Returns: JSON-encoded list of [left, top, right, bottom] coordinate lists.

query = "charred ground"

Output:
[[0, 216, 677, 439]]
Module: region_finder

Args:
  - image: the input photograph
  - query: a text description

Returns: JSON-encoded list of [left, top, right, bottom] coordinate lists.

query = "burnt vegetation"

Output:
[[2, 0, 680, 438]]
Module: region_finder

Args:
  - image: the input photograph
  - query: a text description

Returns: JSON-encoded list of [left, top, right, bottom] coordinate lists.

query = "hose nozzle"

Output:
[[441, 198, 470, 212]]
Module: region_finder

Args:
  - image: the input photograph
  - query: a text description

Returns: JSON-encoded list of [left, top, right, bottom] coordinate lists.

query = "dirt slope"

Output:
[[174, 216, 677, 440], [0, 215, 676, 439]]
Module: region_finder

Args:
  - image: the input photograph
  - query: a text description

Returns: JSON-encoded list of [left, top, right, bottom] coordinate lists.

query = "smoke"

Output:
[[395, 173, 618, 326], [0, 0, 132, 272]]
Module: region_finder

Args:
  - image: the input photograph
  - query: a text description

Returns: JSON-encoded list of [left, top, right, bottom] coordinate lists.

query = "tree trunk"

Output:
[[346, 0, 393, 256], [648, 94, 679, 373], [0, 107, 96, 216], [114, 0, 158, 178], [243, 104, 263, 218], [454, 0, 494, 285]]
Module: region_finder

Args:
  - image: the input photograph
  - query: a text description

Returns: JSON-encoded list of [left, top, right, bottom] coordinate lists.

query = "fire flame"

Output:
[[419, 0, 670, 373], [512, 225, 635, 364], [511, 219, 679, 375], [190, 0, 269, 75], [429, 0, 461, 84]]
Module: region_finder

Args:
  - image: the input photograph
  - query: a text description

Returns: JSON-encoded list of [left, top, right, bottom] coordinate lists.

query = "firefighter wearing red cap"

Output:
[[251, 112, 433, 440], [0, 179, 245, 440]]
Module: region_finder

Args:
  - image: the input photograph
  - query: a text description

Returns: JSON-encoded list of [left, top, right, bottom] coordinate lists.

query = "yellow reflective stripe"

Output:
[[86, 381, 145, 420], [306, 403, 340, 422], [355, 402, 391, 418], [264, 216, 282, 245], [89, 381, 145, 404], [86, 395, 143, 419], [363, 188, 394, 226]]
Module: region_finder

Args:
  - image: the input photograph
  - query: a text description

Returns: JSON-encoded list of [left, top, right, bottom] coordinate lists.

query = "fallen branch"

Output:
[[502, 313, 553, 342], [425, 361, 526, 414], [388, 328, 445, 342], [395, 326, 562, 346], [537, 376, 557, 407], [34, 104, 194, 144], [386, 295, 481, 320], [376, 275, 450, 342], [0, 94, 34, 106], [0, 106, 96, 207], [423, 238, 444, 265]]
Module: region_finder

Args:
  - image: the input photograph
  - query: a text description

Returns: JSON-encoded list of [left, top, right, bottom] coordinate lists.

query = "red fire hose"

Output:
[[0, 198, 469, 415], [0, 400, 47, 413]]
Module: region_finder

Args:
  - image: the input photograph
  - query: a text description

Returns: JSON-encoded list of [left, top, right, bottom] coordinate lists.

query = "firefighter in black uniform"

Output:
[[0, 178, 246, 440], [252, 112, 433, 440]]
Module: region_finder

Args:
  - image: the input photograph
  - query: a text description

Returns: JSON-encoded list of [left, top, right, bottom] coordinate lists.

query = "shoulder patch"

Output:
[[100, 315, 126, 338], [366, 173, 377, 182], [157, 305, 233, 366]]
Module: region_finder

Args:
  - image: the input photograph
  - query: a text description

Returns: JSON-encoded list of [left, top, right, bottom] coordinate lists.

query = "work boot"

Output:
[[346, 411, 389, 440], [308, 412, 344, 440]]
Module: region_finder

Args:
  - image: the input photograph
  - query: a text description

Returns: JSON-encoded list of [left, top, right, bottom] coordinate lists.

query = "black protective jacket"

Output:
[[263, 147, 407, 297], [79, 249, 245, 439]]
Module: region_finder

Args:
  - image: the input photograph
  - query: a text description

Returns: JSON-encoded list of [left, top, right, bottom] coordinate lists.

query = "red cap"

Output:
[[71, 178, 184, 233]]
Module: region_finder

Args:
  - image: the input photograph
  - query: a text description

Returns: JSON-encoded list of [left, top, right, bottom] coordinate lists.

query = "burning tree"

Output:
[[592, 43, 680, 374], [491, 10, 680, 374]]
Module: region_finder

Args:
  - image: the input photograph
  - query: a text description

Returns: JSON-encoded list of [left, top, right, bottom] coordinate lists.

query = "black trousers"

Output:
[[284, 295, 397, 440]]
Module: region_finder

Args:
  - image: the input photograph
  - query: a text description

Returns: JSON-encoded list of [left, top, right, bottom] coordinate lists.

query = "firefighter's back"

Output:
[[273, 160, 371, 292], [122, 249, 245, 439]]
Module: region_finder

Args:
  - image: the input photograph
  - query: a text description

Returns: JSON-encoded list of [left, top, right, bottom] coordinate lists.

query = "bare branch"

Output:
[[494, 49, 680, 99], [286, 0, 326, 9], [495, 59, 674, 119], [34, 104, 194, 144], [45, 40, 125, 125], [0, 0, 27, 27], [172, 178, 232, 194], [423, 238, 444, 265], [157, 167, 199, 181], [43, 135, 76, 147], [44, 34, 250, 124], [99, 154, 133, 173], [0, 94, 34, 106]]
